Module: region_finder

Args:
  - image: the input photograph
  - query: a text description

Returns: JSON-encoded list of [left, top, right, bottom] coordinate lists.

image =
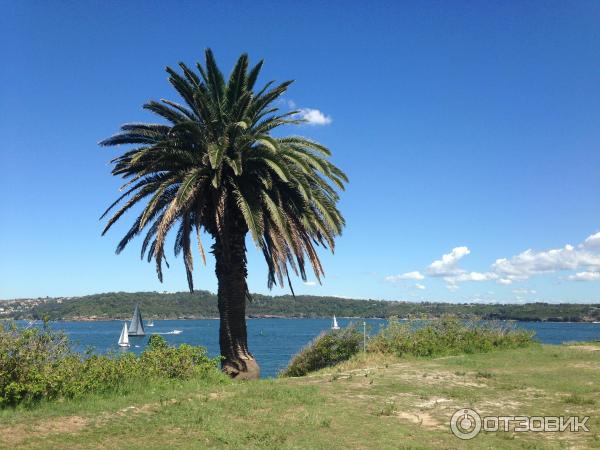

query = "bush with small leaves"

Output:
[[281, 325, 363, 377], [0, 322, 221, 408], [368, 316, 535, 358]]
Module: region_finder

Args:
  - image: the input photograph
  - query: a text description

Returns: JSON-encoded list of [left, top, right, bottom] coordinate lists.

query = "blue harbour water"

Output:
[[23, 319, 600, 378]]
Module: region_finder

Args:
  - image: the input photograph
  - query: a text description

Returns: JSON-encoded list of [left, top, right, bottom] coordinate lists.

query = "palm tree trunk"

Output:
[[213, 231, 260, 380]]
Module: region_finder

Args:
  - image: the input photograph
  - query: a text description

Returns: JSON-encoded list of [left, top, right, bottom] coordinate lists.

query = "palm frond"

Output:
[[101, 49, 346, 292]]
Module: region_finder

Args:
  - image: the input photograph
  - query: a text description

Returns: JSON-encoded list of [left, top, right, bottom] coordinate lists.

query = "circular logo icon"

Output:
[[450, 408, 482, 440]]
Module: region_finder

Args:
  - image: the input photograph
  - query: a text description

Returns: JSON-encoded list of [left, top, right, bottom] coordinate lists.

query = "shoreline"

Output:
[[15, 316, 600, 323]]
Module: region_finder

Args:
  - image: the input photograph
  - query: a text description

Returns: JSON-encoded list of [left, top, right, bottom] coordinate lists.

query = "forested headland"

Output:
[[3, 291, 600, 322]]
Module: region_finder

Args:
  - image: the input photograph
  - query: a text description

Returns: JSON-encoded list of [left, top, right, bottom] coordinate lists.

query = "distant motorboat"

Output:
[[128, 303, 145, 336], [118, 322, 130, 347], [172, 329, 183, 335], [331, 315, 340, 330], [147, 320, 154, 327]]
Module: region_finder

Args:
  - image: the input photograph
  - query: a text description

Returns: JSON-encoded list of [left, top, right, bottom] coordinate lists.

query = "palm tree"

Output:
[[100, 49, 347, 379]]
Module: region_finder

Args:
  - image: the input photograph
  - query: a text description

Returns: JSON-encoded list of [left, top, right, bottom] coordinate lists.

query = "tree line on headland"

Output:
[[6, 291, 600, 322]]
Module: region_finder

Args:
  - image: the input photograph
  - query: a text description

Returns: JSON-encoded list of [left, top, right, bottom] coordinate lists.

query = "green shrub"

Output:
[[368, 316, 535, 357], [282, 316, 535, 377], [281, 325, 363, 377], [0, 322, 221, 408], [140, 336, 218, 379]]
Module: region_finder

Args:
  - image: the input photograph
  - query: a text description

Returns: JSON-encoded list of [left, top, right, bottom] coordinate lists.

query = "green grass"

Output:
[[1, 343, 599, 449]]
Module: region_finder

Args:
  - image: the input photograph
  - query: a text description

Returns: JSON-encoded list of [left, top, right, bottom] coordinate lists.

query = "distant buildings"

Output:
[[0, 297, 67, 317]]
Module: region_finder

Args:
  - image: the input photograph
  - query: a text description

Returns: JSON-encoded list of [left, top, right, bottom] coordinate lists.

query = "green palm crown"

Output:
[[100, 49, 347, 293]]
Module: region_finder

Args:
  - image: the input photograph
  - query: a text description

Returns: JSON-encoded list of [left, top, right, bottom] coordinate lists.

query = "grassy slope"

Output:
[[0, 343, 599, 449]]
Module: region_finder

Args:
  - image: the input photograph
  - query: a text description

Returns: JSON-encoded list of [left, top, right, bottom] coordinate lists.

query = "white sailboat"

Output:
[[147, 320, 154, 327], [331, 315, 340, 330], [118, 322, 130, 347]]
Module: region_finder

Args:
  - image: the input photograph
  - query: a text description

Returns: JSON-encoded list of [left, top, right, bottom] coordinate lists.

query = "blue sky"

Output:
[[1, 1, 600, 303]]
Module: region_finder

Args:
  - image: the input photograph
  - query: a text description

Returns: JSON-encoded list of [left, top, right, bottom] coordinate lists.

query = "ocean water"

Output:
[[23, 318, 600, 378]]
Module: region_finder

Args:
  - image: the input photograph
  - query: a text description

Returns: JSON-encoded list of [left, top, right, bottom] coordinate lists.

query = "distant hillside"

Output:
[[6, 291, 600, 322]]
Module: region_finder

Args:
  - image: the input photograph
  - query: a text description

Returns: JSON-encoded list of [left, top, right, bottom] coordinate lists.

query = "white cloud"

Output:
[[415, 284, 426, 290], [303, 281, 317, 286], [297, 108, 332, 125], [426, 247, 495, 285], [385, 271, 425, 282], [445, 271, 497, 285], [491, 244, 600, 283], [427, 247, 470, 277], [583, 232, 600, 248], [391, 230, 600, 291], [512, 288, 536, 295], [279, 98, 297, 109], [567, 271, 600, 281]]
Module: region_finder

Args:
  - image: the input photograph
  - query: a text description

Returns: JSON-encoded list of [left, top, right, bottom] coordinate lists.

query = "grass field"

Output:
[[1, 342, 599, 449]]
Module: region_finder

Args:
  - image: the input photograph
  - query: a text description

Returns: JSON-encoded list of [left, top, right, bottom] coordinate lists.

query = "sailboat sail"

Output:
[[118, 322, 130, 347], [332, 315, 340, 330], [128, 303, 146, 336]]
